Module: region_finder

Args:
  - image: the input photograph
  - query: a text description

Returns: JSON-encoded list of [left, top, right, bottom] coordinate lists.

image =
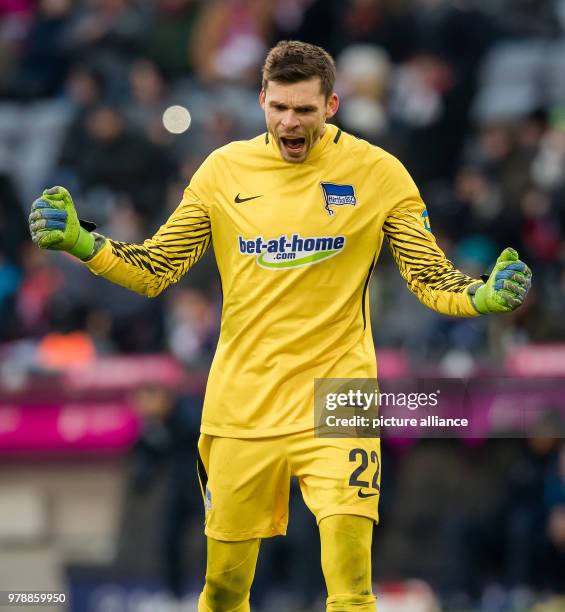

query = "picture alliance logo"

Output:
[[238, 233, 346, 269]]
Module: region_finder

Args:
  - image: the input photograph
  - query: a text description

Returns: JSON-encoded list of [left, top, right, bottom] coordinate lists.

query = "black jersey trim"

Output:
[[361, 254, 377, 330], [197, 451, 208, 500], [265, 132, 269, 144], [333, 129, 342, 144]]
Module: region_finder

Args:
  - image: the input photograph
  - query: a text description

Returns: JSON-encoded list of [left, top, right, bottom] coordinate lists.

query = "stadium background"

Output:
[[0, 0, 564, 610]]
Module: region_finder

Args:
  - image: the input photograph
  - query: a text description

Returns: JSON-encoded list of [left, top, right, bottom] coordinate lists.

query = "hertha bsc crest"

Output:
[[320, 182, 357, 217]]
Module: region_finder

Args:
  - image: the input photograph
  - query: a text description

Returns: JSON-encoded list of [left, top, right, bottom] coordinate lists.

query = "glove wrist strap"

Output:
[[69, 227, 95, 260], [472, 284, 488, 314], [467, 282, 487, 314]]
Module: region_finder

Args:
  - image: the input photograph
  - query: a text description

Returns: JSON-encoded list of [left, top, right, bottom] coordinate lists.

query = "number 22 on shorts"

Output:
[[349, 448, 380, 498]]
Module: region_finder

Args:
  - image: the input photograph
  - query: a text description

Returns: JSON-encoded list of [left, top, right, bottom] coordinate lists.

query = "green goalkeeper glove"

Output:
[[29, 186, 96, 260], [471, 247, 532, 314]]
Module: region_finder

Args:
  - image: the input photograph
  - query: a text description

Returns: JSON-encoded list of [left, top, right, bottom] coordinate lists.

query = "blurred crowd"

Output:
[[443, 433, 565, 608], [0, 0, 564, 371], [1, 1, 565, 609]]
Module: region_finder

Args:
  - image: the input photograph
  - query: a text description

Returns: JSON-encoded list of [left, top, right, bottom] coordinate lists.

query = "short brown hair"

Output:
[[262, 40, 336, 99]]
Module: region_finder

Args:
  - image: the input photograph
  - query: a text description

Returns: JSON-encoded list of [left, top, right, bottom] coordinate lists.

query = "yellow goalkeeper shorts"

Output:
[[197, 430, 380, 541]]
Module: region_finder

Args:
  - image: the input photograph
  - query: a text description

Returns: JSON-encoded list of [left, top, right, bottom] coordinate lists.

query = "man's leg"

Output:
[[320, 514, 376, 611], [198, 536, 261, 612]]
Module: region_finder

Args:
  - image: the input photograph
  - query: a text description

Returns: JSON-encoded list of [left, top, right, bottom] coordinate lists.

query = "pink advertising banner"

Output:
[[0, 402, 140, 453]]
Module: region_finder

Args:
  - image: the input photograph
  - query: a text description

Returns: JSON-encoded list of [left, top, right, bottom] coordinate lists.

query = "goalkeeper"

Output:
[[29, 40, 531, 612]]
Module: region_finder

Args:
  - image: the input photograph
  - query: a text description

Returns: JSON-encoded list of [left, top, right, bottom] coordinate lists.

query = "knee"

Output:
[[200, 537, 258, 611], [202, 561, 252, 611]]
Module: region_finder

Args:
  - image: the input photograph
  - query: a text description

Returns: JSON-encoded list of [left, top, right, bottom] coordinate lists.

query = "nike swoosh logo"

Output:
[[358, 490, 378, 498], [235, 193, 263, 204]]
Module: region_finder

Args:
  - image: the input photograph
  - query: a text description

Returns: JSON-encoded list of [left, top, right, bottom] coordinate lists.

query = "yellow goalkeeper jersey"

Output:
[[84, 123, 480, 438]]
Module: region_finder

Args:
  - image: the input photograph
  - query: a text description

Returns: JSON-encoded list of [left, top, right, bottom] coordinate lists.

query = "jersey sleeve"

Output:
[[82, 161, 214, 298], [380, 154, 481, 317]]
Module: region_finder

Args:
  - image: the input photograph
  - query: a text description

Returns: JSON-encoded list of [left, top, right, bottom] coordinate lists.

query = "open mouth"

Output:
[[280, 136, 306, 155]]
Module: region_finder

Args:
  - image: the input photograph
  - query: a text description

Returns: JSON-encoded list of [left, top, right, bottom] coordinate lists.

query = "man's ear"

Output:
[[259, 89, 266, 110], [325, 93, 339, 120]]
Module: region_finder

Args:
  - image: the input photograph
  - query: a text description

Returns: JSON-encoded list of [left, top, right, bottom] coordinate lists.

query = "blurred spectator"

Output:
[[390, 51, 471, 182], [520, 187, 561, 264], [531, 109, 565, 192], [412, 0, 495, 69], [489, 0, 563, 38], [540, 442, 565, 591], [145, 0, 203, 79], [65, 0, 151, 101], [336, 44, 391, 140], [191, 0, 273, 86], [445, 427, 562, 603], [90, 271, 166, 353], [46, 61, 107, 187], [58, 102, 174, 223], [64, 61, 107, 111], [448, 165, 520, 250], [14, 245, 64, 337], [36, 328, 96, 369], [0, 0, 35, 98], [126, 57, 172, 146], [7, 0, 74, 101], [0, 172, 28, 263], [83, 307, 116, 354], [165, 288, 219, 367], [295, 0, 417, 62], [0, 253, 21, 341], [67, 0, 150, 61], [270, 0, 312, 40], [467, 122, 532, 205], [130, 385, 202, 598]]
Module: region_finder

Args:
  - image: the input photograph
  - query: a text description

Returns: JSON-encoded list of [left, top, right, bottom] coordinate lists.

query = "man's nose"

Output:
[[281, 110, 300, 130]]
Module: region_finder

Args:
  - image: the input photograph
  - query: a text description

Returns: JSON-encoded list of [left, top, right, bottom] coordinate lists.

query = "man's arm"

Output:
[[380, 155, 531, 316], [383, 198, 481, 317], [29, 185, 211, 297]]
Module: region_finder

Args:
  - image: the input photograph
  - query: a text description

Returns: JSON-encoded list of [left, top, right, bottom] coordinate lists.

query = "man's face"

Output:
[[260, 78, 339, 163]]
